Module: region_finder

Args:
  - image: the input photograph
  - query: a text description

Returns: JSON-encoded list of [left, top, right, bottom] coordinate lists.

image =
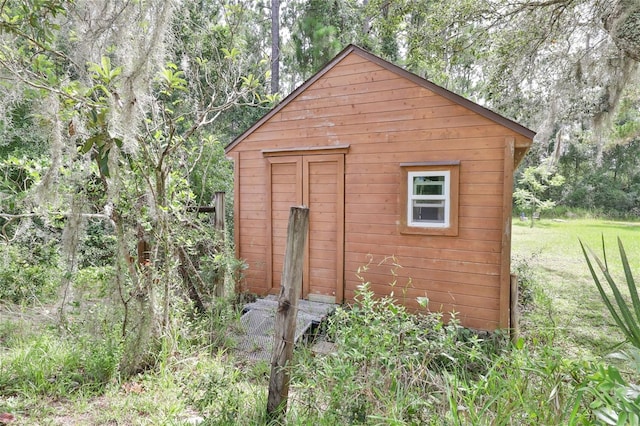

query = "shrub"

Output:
[[580, 237, 640, 424], [512, 254, 539, 309], [289, 282, 505, 424], [78, 219, 117, 268], [0, 243, 60, 304]]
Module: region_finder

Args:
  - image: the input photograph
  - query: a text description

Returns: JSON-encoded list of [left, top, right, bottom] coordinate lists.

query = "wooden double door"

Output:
[[266, 154, 345, 303]]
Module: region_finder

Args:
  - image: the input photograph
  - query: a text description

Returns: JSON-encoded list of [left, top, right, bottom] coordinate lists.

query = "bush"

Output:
[[74, 265, 114, 299], [580, 237, 640, 424], [512, 254, 539, 308], [289, 283, 506, 424], [78, 219, 117, 268], [0, 243, 60, 304]]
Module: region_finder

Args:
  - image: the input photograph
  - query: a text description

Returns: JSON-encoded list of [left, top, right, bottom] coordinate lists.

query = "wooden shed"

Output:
[[225, 45, 534, 330]]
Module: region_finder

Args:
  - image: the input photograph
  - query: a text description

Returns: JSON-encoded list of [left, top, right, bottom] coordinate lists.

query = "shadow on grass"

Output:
[[569, 326, 623, 357], [512, 221, 556, 229], [583, 222, 640, 233]]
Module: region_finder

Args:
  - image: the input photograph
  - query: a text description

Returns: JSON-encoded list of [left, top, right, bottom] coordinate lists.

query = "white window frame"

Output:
[[407, 171, 450, 228]]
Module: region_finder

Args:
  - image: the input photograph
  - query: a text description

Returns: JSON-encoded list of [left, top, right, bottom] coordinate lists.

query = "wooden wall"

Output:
[[228, 50, 528, 330]]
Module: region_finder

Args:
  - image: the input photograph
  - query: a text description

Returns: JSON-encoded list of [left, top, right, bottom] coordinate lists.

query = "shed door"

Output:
[[267, 154, 344, 303]]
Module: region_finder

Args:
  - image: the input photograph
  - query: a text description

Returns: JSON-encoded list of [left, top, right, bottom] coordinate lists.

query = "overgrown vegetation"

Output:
[[1, 224, 639, 424], [0, 325, 120, 397], [1, 0, 640, 423], [290, 283, 501, 424]]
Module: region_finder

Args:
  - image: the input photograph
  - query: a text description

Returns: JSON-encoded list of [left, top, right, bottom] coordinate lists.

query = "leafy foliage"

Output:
[[581, 356, 640, 426], [514, 163, 565, 226], [0, 242, 59, 303], [581, 237, 640, 348], [580, 237, 640, 424], [559, 137, 640, 217], [290, 282, 507, 423]]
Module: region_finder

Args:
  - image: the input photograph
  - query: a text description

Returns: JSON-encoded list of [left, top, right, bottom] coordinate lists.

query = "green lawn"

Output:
[[512, 218, 640, 360]]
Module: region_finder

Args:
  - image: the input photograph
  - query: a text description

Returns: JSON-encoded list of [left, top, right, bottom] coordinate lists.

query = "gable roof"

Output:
[[225, 44, 535, 153]]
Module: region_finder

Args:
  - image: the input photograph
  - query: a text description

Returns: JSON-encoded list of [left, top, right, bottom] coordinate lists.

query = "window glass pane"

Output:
[[412, 200, 444, 223], [413, 176, 444, 196]]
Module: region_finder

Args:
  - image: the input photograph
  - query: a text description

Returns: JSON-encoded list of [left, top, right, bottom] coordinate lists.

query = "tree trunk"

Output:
[[119, 168, 168, 377], [119, 269, 158, 377], [57, 196, 84, 324], [361, 0, 371, 35], [270, 0, 280, 95]]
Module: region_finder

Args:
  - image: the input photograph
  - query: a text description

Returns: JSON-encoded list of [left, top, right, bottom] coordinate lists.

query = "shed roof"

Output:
[[225, 44, 535, 153]]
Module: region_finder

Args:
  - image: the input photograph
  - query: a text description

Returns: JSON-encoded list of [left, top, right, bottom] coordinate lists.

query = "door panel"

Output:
[[303, 155, 344, 303], [267, 157, 302, 293], [266, 154, 344, 303]]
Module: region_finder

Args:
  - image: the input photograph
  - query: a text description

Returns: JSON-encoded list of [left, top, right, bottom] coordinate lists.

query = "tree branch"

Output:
[[0, 212, 114, 221]]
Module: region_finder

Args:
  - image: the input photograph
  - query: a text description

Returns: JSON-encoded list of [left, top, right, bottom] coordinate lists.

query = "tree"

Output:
[[478, 1, 639, 164], [290, 0, 342, 79], [514, 163, 565, 227], [0, 0, 269, 375], [352, 0, 640, 215], [350, 1, 640, 169]]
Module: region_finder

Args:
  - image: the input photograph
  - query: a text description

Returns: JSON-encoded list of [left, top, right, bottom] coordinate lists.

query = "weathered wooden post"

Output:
[[213, 191, 225, 231], [267, 206, 309, 419], [213, 192, 225, 297], [510, 274, 520, 342]]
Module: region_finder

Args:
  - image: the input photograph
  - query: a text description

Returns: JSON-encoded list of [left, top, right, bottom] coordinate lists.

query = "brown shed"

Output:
[[225, 45, 534, 330]]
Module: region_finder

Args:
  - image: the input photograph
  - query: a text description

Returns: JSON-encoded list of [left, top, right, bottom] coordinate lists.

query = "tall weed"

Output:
[[0, 326, 120, 397], [189, 355, 268, 425], [289, 282, 505, 424], [286, 276, 600, 425], [445, 344, 590, 425]]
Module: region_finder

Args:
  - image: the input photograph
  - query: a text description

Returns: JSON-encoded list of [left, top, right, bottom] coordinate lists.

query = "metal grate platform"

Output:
[[236, 295, 336, 360]]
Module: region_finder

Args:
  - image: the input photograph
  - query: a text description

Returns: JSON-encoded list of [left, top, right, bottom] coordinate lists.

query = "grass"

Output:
[[0, 328, 267, 424], [512, 218, 640, 359], [0, 217, 639, 424]]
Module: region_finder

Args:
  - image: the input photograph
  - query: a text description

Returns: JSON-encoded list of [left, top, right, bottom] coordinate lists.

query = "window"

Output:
[[408, 171, 450, 227], [400, 162, 459, 236]]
